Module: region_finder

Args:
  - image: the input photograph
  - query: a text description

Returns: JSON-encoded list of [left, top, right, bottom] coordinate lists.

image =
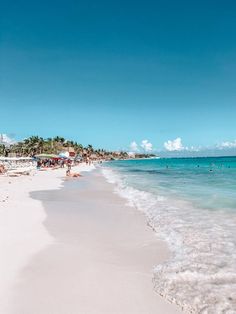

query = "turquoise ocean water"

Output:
[[102, 157, 236, 313]]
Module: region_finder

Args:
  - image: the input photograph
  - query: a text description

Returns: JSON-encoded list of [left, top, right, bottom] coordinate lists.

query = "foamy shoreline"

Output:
[[1, 163, 181, 314], [0, 163, 95, 312]]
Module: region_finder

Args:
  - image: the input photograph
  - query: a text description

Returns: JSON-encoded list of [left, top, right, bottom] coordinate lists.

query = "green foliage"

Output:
[[5, 136, 85, 156], [1, 136, 139, 160]]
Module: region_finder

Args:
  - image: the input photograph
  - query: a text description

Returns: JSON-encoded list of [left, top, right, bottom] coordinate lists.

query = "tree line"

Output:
[[1, 136, 96, 157]]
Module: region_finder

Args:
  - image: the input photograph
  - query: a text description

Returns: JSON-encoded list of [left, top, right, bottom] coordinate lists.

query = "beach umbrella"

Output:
[[59, 151, 70, 158], [35, 153, 59, 159]]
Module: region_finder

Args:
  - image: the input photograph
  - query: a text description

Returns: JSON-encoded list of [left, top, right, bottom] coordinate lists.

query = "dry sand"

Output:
[[6, 169, 181, 314], [0, 164, 182, 313], [0, 163, 94, 313]]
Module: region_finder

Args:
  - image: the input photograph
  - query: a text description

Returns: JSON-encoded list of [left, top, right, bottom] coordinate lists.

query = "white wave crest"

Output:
[[102, 166, 236, 313]]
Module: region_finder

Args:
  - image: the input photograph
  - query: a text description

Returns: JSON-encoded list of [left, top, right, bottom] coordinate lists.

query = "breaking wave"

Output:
[[102, 167, 236, 313]]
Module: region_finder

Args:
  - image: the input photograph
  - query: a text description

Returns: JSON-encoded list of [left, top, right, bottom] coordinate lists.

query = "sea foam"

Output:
[[102, 167, 236, 314]]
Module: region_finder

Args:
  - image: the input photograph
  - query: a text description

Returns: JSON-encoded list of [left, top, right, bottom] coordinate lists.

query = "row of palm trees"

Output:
[[1, 136, 89, 157], [0, 136, 128, 160]]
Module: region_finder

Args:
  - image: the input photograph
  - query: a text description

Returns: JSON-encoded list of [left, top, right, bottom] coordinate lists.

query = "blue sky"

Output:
[[1, 0, 236, 153]]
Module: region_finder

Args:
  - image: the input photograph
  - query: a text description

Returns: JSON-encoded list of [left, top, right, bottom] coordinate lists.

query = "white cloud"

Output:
[[130, 141, 139, 152], [184, 145, 201, 152], [141, 139, 153, 152], [0, 134, 15, 146], [164, 137, 184, 151], [217, 140, 236, 149], [127, 151, 136, 157]]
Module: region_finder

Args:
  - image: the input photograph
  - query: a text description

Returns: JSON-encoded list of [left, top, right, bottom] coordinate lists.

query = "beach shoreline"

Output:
[[0, 163, 95, 313], [1, 166, 181, 313]]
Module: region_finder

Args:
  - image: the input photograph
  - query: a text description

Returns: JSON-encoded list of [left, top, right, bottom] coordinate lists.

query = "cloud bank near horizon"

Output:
[[141, 140, 153, 152], [129, 140, 153, 153], [0, 134, 16, 146], [130, 141, 139, 152], [217, 140, 236, 149], [164, 137, 184, 151], [129, 137, 236, 156]]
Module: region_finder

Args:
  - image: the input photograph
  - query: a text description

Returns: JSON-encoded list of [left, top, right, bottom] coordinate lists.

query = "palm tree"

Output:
[[87, 144, 93, 151], [53, 136, 65, 144], [86, 144, 94, 157], [9, 142, 24, 156], [1, 135, 115, 160], [74, 142, 83, 153], [0, 144, 6, 156], [22, 136, 44, 155]]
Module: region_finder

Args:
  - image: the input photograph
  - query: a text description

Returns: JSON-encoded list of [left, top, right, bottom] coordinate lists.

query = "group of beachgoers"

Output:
[[0, 151, 102, 179], [36, 156, 93, 169], [37, 158, 68, 169], [36, 158, 83, 178], [0, 156, 85, 179]]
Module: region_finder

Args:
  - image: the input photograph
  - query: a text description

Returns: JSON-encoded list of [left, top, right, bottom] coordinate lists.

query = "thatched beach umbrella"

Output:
[[35, 153, 59, 159]]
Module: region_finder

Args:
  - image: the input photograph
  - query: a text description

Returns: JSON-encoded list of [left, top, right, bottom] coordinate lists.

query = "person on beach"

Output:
[[37, 160, 41, 169], [67, 160, 72, 171], [0, 164, 6, 174], [66, 169, 82, 178]]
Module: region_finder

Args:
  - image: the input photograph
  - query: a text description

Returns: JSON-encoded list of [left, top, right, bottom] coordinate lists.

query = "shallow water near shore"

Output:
[[103, 157, 236, 313]]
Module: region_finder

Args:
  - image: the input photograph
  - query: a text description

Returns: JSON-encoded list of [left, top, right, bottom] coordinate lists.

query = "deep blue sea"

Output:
[[102, 157, 236, 313]]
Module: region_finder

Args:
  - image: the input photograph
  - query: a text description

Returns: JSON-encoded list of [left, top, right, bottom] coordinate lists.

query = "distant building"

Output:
[[127, 152, 135, 158], [61, 147, 76, 157], [68, 147, 75, 157]]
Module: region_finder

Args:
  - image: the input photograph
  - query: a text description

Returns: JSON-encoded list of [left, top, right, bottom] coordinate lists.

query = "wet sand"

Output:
[[8, 170, 181, 314]]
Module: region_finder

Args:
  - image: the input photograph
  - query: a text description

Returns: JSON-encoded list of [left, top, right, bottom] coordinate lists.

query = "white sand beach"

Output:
[[0, 165, 181, 314]]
